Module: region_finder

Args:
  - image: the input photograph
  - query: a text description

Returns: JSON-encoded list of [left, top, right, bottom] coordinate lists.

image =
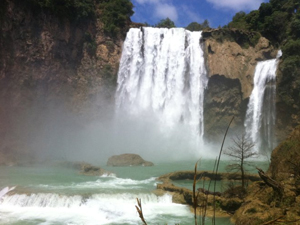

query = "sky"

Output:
[[130, 0, 269, 28]]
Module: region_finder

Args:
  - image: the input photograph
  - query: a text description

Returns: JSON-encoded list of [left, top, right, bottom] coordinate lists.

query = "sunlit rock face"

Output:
[[202, 29, 278, 141]]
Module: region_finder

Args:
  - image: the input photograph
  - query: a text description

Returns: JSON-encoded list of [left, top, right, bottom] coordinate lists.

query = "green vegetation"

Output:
[[227, 0, 300, 112], [0, 0, 8, 23], [224, 134, 257, 190], [155, 17, 176, 28], [99, 0, 134, 37], [23, 0, 134, 37], [186, 20, 210, 31], [227, 0, 299, 45], [27, 0, 96, 20]]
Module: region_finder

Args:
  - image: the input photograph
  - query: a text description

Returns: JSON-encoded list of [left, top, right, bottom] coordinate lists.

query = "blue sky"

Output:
[[130, 0, 269, 28]]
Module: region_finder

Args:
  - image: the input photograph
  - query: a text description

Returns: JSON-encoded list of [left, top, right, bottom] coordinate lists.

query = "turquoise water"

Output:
[[0, 159, 268, 225]]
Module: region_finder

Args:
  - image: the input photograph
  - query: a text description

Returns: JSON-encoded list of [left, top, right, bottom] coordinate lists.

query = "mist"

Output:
[[4, 78, 233, 166]]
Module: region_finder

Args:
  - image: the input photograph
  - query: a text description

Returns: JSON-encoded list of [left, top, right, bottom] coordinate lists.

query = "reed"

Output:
[[135, 198, 147, 225], [212, 116, 234, 225]]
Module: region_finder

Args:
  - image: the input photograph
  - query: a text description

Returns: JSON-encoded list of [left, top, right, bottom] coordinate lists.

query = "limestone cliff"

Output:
[[202, 29, 277, 140], [0, 0, 128, 164], [0, 0, 295, 164]]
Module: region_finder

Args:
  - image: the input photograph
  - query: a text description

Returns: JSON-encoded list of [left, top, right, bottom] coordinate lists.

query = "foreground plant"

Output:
[[135, 198, 147, 225], [212, 117, 234, 225], [224, 133, 257, 190]]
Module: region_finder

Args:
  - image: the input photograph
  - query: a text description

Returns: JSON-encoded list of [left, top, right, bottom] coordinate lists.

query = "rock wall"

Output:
[[0, 1, 295, 163], [202, 29, 277, 140], [0, 0, 127, 164]]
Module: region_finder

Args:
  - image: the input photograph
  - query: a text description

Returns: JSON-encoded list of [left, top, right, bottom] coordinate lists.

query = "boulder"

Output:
[[79, 163, 112, 176], [58, 161, 112, 176], [106, 153, 154, 167]]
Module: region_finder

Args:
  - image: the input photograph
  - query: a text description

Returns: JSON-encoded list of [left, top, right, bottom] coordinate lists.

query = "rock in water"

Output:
[[79, 163, 112, 176], [107, 154, 154, 167], [59, 161, 112, 176]]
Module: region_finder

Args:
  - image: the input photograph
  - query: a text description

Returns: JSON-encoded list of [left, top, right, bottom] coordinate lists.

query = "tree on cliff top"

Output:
[[186, 19, 210, 31], [155, 17, 176, 28], [99, 0, 134, 37], [227, 0, 300, 119], [224, 134, 257, 189]]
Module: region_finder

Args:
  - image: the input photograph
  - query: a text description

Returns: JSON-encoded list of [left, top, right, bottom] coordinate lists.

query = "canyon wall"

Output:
[[202, 29, 277, 141], [0, 0, 297, 163], [0, 0, 127, 164]]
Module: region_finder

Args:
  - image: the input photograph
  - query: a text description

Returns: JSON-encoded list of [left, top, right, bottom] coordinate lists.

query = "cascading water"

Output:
[[244, 50, 282, 153], [116, 27, 208, 153]]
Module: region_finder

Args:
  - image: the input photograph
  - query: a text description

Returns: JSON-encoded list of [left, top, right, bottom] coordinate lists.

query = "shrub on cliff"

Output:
[[186, 20, 210, 31], [278, 39, 300, 108], [22, 0, 134, 36], [227, 0, 299, 45], [27, 0, 96, 20], [227, 0, 300, 122], [99, 0, 134, 37], [155, 18, 176, 28]]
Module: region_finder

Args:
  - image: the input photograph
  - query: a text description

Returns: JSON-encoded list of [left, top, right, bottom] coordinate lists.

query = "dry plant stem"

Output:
[[256, 167, 283, 197], [193, 160, 200, 225], [212, 116, 234, 225], [135, 198, 147, 225], [200, 158, 217, 225], [261, 215, 284, 225]]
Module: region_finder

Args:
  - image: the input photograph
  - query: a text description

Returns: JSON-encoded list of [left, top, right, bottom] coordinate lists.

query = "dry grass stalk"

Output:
[[261, 215, 285, 224], [212, 116, 234, 225], [135, 198, 147, 225], [193, 160, 201, 225]]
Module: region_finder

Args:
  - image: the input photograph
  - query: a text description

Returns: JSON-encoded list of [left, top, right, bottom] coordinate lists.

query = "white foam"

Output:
[[35, 177, 157, 191], [0, 193, 190, 224], [116, 27, 207, 145]]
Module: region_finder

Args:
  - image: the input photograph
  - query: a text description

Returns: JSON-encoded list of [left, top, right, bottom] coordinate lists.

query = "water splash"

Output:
[[116, 27, 208, 145], [245, 50, 282, 153], [0, 193, 190, 225]]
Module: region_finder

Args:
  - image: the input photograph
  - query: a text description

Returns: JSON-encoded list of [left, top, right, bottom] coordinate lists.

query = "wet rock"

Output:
[[106, 153, 154, 167], [156, 182, 193, 205], [157, 170, 260, 183], [79, 163, 111, 176], [58, 161, 112, 176]]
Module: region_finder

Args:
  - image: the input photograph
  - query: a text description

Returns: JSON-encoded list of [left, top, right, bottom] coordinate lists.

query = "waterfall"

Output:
[[116, 27, 208, 145], [245, 50, 282, 153]]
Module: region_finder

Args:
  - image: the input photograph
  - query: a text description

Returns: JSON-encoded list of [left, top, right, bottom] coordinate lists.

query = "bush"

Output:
[[226, 0, 299, 46], [282, 39, 300, 58], [155, 18, 176, 28], [99, 0, 133, 37], [186, 20, 210, 31], [228, 11, 249, 30], [0, 0, 8, 22], [290, 16, 300, 38], [27, 0, 96, 20]]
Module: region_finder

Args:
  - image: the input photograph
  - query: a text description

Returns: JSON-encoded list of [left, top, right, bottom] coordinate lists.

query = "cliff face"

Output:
[[0, 0, 297, 163], [202, 29, 277, 140], [0, 0, 126, 164], [0, 0, 124, 109]]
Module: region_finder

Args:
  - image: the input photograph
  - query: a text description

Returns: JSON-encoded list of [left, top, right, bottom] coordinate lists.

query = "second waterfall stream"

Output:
[[245, 50, 282, 153]]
